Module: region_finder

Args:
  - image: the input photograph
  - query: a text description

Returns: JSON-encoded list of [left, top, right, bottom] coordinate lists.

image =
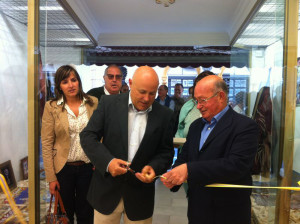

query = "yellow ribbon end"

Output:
[[298, 181, 300, 186]]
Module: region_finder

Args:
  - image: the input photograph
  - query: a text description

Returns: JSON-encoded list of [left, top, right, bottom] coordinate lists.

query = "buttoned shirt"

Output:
[[128, 94, 152, 162], [57, 98, 90, 163], [106, 94, 152, 171], [199, 105, 229, 150]]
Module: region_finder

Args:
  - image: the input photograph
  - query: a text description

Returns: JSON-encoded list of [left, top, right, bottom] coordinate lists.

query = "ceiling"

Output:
[[0, 0, 93, 47], [64, 0, 259, 47], [0, 0, 289, 49]]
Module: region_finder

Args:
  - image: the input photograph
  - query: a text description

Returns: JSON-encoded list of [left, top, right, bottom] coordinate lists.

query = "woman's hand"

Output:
[[49, 180, 60, 195]]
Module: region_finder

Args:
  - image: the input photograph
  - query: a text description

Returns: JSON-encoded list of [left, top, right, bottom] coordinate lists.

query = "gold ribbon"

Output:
[[206, 181, 300, 191]]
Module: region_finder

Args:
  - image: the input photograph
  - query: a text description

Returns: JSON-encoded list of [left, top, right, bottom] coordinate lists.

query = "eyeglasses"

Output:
[[106, 74, 122, 80], [196, 91, 220, 105]]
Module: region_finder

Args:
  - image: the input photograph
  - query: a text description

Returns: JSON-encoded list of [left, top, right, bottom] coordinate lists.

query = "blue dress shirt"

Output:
[[199, 106, 229, 150]]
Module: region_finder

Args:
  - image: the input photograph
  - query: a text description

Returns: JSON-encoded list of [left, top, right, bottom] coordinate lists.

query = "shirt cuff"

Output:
[[106, 159, 114, 173]]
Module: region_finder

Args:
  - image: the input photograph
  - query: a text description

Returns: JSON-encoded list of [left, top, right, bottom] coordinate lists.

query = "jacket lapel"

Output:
[[194, 119, 205, 153], [56, 104, 69, 135], [139, 108, 155, 146], [118, 93, 129, 153], [201, 108, 233, 150]]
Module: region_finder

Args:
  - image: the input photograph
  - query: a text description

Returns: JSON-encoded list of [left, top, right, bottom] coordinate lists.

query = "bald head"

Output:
[[196, 75, 228, 97], [194, 75, 228, 122], [129, 66, 159, 111], [132, 66, 159, 86]]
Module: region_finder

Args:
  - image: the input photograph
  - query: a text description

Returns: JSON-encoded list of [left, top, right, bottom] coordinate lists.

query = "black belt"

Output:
[[66, 161, 86, 166]]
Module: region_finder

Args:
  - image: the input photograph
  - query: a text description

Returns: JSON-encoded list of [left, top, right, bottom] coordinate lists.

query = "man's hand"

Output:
[[161, 163, 188, 189], [108, 158, 128, 177], [49, 180, 60, 195], [135, 165, 155, 183]]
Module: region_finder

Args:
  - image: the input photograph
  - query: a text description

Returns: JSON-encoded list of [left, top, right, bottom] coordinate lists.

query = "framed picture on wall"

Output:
[[20, 157, 28, 180], [0, 160, 17, 191]]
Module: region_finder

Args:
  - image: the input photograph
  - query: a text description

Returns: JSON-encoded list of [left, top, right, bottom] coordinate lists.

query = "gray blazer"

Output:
[[80, 92, 174, 221]]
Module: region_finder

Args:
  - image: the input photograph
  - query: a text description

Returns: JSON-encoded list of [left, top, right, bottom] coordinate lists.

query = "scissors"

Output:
[[126, 162, 136, 174], [120, 162, 136, 174], [124, 162, 166, 180]]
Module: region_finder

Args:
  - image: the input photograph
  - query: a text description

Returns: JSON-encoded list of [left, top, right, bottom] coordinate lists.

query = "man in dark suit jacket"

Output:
[[80, 66, 174, 223], [161, 75, 258, 224], [87, 64, 123, 101]]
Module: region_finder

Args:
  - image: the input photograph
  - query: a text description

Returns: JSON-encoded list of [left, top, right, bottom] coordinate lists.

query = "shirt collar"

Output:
[[104, 86, 110, 95], [128, 93, 152, 113], [57, 97, 64, 105], [57, 97, 86, 106], [202, 105, 229, 124]]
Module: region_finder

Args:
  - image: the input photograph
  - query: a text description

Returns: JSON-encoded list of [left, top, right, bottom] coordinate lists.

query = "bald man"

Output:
[[80, 66, 174, 224], [161, 75, 258, 224]]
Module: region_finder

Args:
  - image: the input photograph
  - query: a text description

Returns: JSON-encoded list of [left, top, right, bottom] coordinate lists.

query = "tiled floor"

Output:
[[153, 180, 188, 224]]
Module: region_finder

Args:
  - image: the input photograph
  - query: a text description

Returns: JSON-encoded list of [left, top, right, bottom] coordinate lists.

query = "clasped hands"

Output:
[[160, 163, 188, 189], [108, 158, 155, 183]]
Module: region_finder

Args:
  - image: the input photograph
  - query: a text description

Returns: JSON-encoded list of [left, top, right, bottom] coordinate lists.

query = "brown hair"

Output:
[[51, 65, 94, 108]]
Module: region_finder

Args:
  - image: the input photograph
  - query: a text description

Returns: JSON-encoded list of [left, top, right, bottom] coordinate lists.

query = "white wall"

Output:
[[0, 13, 28, 181]]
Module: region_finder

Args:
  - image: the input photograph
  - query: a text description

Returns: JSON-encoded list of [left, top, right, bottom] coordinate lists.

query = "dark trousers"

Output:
[[56, 163, 94, 224]]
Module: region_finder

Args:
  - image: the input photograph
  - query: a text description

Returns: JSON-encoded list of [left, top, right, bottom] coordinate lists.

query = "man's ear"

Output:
[[219, 91, 227, 102]]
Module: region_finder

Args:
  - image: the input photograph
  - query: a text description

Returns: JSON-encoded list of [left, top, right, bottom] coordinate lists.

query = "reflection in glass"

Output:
[[233, 0, 286, 222]]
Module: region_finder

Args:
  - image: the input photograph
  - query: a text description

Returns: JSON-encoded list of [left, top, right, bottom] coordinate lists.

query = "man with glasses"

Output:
[[87, 64, 123, 101], [161, 75, 258, 224]]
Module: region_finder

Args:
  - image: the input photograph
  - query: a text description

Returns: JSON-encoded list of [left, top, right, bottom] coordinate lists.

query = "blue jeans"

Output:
[[56, 163, 93, 224]]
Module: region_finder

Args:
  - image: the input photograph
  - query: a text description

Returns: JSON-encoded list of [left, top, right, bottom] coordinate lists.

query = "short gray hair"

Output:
[[104, 64, 123, 76]]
